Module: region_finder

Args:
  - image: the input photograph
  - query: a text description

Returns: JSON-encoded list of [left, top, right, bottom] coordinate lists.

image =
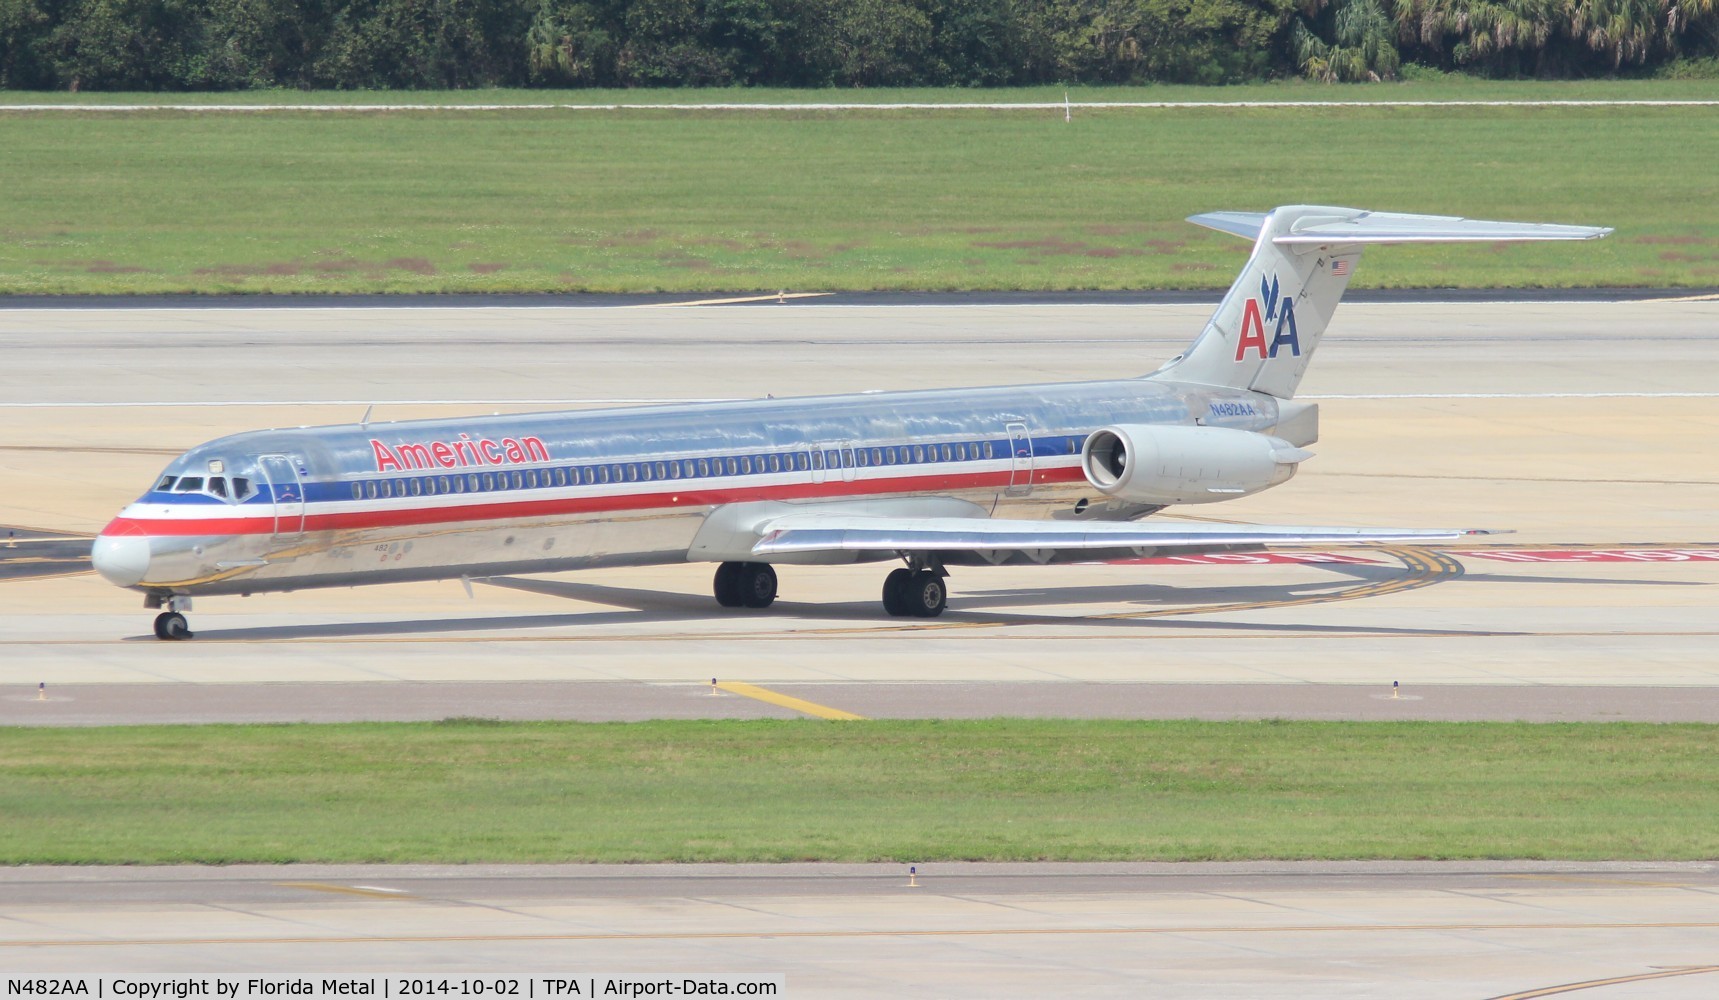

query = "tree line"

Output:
[[0, 0, 1714, 91]]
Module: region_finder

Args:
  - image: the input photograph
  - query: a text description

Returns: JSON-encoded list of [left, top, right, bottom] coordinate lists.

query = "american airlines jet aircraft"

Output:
[[92, 206, 1609, 639]]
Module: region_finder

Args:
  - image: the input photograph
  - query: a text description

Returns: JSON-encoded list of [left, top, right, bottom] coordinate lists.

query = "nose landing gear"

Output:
[[148, 596, 194, 640]]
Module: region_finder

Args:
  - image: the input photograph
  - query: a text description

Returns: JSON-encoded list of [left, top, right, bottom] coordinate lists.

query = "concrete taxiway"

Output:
[[5, 862, 1719, 998], [3, 299, 1719, 995], [1, 299, 1716, 722]]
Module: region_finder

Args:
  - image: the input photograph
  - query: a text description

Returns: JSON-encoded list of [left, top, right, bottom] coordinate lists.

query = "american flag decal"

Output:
[[1330, 258, 1351, 276]]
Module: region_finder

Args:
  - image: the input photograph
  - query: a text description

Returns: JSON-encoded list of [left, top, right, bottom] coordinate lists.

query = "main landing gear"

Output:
[[150, 597, 193, 640], [882, 567, 947, 618], [713, 561, 778, 608], [710, 559, 949, 618]]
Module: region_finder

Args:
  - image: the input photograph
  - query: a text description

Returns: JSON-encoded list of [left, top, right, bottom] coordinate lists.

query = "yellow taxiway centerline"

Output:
[[274, 882, 416, 899], [643, 292, 834, 307], [715, 681, 866, 720]]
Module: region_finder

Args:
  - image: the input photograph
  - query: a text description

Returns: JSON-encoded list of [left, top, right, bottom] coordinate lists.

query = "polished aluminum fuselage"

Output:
[[101, 377, 1284, 597]]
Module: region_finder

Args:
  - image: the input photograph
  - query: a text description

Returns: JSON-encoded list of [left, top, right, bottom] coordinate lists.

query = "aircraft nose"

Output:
[[91, 534, 152, 588]]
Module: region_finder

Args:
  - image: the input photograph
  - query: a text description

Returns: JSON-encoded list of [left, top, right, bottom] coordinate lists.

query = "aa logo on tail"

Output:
[[1234, 275, 1301, 361]]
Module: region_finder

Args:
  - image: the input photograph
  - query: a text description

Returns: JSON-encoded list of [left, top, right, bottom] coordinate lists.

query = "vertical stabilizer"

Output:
[[1150, 206, 1610, 399], [1152, 206, 1363, 399]]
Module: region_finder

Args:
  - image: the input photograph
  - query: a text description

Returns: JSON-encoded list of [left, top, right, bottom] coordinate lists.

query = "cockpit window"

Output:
[[175, 477, 205, 493], [156, 476, 177, 492], [232, 477, 253, 501], [208, 477, 228, 498]]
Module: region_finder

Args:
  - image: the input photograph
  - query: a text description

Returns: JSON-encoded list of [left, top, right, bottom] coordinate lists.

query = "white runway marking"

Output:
[[1301, 391, 1719, 400], [0, 398, 742, 408], [5, 100, 1719, 112], [6, 391, 1717, 408]]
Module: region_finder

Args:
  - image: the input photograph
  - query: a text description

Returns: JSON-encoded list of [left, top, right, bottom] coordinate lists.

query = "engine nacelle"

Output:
[[1080, 424, 1309, 505]]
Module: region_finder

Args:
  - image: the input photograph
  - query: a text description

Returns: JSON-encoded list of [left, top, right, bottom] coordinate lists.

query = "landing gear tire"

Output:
[[714, 562, 776, 609], [906, 571, 947, 618], [738, 562, 777, 608], [883, 568, 946, 618], [153, 611, 192, 641], [882, 568, 914, 617], [713, 562, 746, 608]]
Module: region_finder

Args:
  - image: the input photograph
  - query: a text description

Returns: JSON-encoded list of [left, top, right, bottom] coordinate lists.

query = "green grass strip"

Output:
[[3, 718, 1715, 864], [3, 102, 1716, 294]]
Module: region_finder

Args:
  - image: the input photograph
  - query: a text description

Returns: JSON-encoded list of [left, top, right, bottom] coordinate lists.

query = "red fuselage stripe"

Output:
[[102, 467, 1087, 537]]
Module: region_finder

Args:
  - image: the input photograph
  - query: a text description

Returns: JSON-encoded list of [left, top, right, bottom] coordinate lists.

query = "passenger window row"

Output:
[[152, 436, 1089, 506], [340, 438, 1045, 501]]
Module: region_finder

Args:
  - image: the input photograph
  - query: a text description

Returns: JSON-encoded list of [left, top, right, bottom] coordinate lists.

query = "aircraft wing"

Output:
[[751, 514, 1491, 560]]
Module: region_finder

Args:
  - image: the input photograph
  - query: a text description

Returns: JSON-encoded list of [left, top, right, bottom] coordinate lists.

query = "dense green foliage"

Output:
[[1, 0, 1714, 90]]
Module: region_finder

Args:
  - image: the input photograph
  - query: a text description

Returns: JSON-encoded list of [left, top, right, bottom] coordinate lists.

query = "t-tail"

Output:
[[1151, 206, 1611, 399]]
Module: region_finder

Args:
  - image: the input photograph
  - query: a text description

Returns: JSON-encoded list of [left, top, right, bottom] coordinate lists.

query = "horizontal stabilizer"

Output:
[[1189, 208, 1611, 245], [1186, 211, 1271, 240]]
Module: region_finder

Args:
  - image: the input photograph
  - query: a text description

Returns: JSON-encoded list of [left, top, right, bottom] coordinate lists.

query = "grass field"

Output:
[[2, 95, 1716, 294], [2, 719, 1715, 864]]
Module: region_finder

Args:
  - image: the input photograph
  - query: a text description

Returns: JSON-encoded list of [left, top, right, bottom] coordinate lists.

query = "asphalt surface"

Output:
[[7, 861, 1719, 997], [1, 287, 1715, 310], [11, 679, 1719, 725]]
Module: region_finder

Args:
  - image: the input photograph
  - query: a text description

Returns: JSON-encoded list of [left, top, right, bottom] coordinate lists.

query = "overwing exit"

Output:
[[91, 206, 1610, 639]]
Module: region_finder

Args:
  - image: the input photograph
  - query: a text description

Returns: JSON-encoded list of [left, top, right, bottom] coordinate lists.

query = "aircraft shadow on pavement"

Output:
[[161, 571, 1520, 641]]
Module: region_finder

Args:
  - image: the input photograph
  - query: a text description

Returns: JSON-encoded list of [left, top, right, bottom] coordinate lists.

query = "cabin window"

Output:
[[668, 462, 682, 480], [911, 445, 924, 463], [982, 441, 995, 459], [693, 459, 706, 478], [640, 464, 654, 482], [883, 449, 897, 466], [351, 483, 362, 500], [480, 473, 493, 491], [363, 480, 376, 499], [553, 468, 565, 487], [737, 456, 750, 475], [620, 464, 634, 483], [811, 451, 825, 472], [408, 478, 421, 497], [423, 478, 437, 496], [156, 476, 177, 492], [763, 454, 777, 474], [855, 450, 869, 468]]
